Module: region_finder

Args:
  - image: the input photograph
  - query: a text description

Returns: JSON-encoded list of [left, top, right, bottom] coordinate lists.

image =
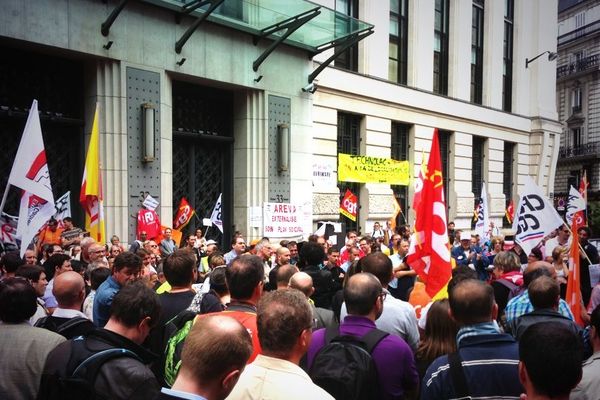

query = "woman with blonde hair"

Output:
[[552, 245, 569, 298], [415, 299, 458, 380]]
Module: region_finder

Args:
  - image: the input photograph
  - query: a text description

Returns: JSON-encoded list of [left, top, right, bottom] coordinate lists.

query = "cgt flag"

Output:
[[173, 197, 195, 230], [566, 185, 586, 227], [80, 103, 106, 243], [340, 189, 358, 222], [210, 193, 223, 233], [5, 100, 56, 256], [407, 129, 452, 298], [513, 176, 563, 257]]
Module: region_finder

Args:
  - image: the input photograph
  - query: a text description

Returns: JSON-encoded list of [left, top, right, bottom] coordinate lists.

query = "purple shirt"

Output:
[[306, 315, 418, 399]]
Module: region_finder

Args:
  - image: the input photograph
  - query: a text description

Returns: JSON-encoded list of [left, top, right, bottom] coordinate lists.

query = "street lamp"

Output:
[[525, 51, 558, 68]]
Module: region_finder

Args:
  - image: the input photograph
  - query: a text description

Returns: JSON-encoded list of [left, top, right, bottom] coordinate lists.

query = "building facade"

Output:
[[0, 0, 560, 247], [555, 0, 600, 234]]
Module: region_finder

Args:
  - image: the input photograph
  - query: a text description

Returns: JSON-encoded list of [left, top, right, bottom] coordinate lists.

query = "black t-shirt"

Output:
[[157, 291, 196, 325]]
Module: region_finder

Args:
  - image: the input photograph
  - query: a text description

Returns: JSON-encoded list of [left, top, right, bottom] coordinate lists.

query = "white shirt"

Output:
[[52, 307, 89, 319], [226, 354, 333, 400]]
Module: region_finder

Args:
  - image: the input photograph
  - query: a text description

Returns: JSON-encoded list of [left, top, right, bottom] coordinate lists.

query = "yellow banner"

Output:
[[338, 154, 410, 185]]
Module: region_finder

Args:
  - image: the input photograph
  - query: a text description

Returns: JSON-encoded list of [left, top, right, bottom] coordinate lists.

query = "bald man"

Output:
[[288, 272, 337, 330], [504, 260, 575, 326], [158, 315, 253, 400], [275, 264, 299, 290], [34, 271, 95, 339]]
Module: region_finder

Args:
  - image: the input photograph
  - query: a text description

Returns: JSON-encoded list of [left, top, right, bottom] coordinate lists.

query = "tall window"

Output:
[[471, 0, 484, 104], [338, 113, 362, 232], [433, 0, 449, 94], [438, 130, 451, 207], [502, 0, 514, 112], [503, 142, 515, 227], [472, 136, 484, 197], [391, 123, 410, 224], [572, 127, 583, 148], [571, 87, 582, 114], [335, 0, 359, 72], [389, 0, 409, 84]]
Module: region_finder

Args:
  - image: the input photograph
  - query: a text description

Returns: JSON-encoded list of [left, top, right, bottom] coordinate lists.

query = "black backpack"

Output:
[[308, 326, 388, 400], [34, 316, 91, 337], [38, 335, 142, 400]]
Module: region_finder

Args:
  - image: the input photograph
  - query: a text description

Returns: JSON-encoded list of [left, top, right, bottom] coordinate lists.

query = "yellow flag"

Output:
[[79, 104, 105, 243]]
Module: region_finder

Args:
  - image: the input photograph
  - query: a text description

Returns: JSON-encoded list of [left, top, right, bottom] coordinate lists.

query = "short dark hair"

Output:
[[298, 241, 325, 267], [209, 267, 228, 296], [44, 254, 71, 280], [361, 252, 393, 286], [577, 226, 592, 237], [226, 255, 264, 300], [180, 315, 252, 384], [113, 251, 142, 273], [257, 289, 312, 357], [529, 275, 559, 310], [519, 322, 583, 397], [1, 251, 24, 274], [163, 250, 195, 287], [327, 247, 339, 255], [591, 304, 600, 332], [15, 264, 44, 282], [344, 273, 382, 316], [63, 217, 73, 223], [449, 279, 494, 326], [90, 267, 111, 290], [0, 277, 38, 322], [109, 281, 160, 329], [447, 265, 478, 294]]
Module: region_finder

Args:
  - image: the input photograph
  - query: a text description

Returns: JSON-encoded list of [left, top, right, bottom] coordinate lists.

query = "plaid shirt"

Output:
[[505, 290, 574, 324]]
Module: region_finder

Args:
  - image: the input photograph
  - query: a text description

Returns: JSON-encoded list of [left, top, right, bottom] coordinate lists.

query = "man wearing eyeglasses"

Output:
[[544, 224, 572, 263]]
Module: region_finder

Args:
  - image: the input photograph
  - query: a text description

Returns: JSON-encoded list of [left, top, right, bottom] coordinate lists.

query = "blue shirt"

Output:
[[504, 290, 574, 325], [93, 276, 121, 328]]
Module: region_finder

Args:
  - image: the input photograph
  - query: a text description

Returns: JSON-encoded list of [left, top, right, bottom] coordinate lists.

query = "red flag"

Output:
[[340, 189, 358, 222], [407, 129, 452, 298], [566, 219, 584, 326], [505, 199, 514, 225], [173, 197, 195, 230], [577, 172, 588, 226]]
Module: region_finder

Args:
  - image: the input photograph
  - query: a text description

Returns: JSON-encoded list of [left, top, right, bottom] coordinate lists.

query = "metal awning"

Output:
[[102, 0, 374, 84]]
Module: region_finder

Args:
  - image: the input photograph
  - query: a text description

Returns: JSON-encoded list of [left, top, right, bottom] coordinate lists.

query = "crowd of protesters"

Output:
[[0, 216, 599, 400]]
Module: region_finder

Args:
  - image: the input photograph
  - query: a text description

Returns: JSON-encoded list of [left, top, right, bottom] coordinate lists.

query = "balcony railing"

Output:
[[558, 20, 600, 46], [558, 140, 600, 160], [557, 54, 600, 79]]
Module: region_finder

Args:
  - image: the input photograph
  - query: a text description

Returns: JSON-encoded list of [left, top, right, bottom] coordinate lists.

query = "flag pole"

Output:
[[0, 184, 11, 217]]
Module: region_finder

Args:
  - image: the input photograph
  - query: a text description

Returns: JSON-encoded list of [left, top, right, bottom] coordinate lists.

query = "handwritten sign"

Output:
[[338, 153, 409, 185], [263, 203, 305, 237]]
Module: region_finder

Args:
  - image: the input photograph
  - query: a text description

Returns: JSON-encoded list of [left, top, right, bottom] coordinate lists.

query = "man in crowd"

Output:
[[544, 224, 571, 262], [0, 251, 22, 280], [60, 217, 83, 249], [158, 250, 197, 324], [307, 273, 418, 399], [519, 322, 583, 400], [578, 226, 599, 307], [289, 272, 337, 330], [94, 251, 142, 327], [158, 315, 253, 400], [571, 305, 600, 399], [340, 252, 419, 352], [0, 277, 65, 399], [421, 279, 523, 399], [129, 230, 147, 253], [228, 289, 334, 400], [299, 242, 335, 309], [388, 235, 415, 300], [451, 231, 489, 280], [267, 246, 291, 291], [15, 264, 49, 324], [225, 236, 246, 266], [275, 264, 299, 290], [287, 240, 299, 265], [43, 253, 73, 314], [36, 217, 63, 255], [23, 248, 38, 265], [35, 271, 95, 339], [504, 261, 574, 327], [510, 275, 580, 340], [40, 282, 161, 400]]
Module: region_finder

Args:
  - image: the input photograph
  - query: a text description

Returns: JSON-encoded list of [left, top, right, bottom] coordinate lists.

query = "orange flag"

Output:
[[407, 129, 452, 298], [566, 219, 584, 326]]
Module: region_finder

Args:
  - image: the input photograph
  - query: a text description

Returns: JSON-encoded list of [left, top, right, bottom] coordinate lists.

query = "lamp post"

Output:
[[525, 51, 558, 68]]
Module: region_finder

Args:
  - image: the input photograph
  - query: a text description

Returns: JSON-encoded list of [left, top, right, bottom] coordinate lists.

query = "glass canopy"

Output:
[[143, 0, 374, 53]]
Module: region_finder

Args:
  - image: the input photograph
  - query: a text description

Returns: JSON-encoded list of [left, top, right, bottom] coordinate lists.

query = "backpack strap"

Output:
[[448, 351, 470, 398], [324, 325, 340, 345], [360, 329, 389, 353], [56, 317, 91, 335], [72, 345, 142, 382]]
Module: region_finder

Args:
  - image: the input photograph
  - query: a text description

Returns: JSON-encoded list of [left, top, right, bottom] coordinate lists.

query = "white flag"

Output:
[[8, 100, 55, 256], [474, 182, 490, 245], [142, 194, 159, 211], [0, 213, 20, 248], [53, 191, 71, 221], [8, 100, 54, 202], [514, 176, 564, 257], [566, 185, 586, 226], [210, 193, 223, 233]]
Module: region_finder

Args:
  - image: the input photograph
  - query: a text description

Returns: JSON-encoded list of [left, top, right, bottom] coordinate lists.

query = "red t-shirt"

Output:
[[137, 209, 161, 239]]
